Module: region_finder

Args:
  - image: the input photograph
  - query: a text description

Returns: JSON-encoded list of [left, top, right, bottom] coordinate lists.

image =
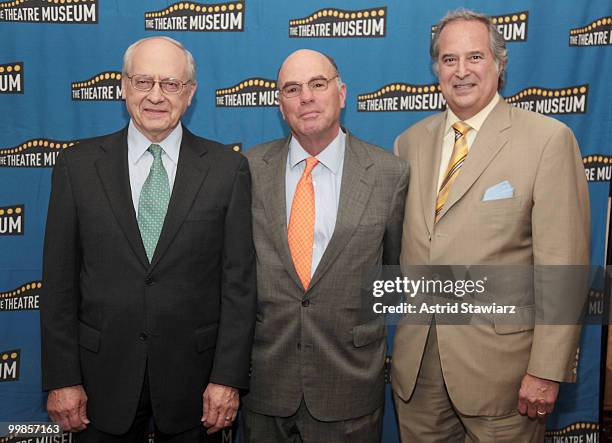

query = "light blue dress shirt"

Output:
[[127, 120, 182, 215], [286, 129, 346, 277]]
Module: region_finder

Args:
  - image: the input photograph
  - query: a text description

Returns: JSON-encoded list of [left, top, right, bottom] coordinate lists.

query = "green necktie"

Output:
[[138, 144, 170, 262]]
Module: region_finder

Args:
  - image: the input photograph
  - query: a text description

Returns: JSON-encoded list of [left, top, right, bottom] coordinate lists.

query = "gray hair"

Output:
[[122, 36, 196, 82], [430, 9, 507, 90]]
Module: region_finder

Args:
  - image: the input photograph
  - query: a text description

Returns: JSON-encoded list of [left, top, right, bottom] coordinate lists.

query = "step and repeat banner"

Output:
[[1, 0, 610, 441]]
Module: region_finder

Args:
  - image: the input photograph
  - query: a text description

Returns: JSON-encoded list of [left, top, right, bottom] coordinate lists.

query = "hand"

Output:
[[47, 385, 90, 432], [201, 383, 239, 434], [517, 373, 559, 419]]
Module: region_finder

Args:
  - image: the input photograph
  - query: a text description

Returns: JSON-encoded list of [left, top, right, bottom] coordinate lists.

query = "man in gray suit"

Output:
[[241, 49, 408, 442]]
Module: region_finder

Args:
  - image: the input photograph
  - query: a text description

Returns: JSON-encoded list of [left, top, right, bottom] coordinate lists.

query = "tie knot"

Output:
[[452, 121, 470, 139], [304, 157, 319, 174], [148, 144, 163, 160]]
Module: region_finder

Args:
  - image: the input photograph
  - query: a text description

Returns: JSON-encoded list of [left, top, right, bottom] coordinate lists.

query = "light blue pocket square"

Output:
[[482, 180, 514, 201]]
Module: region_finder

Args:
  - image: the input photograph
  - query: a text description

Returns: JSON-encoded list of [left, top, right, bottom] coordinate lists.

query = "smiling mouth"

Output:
[[453, 83, 476, 91], [143, 108, 167, 117]]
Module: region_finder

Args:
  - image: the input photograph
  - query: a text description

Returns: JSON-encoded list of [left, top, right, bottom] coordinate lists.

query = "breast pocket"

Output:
[[477, 196, 527, 228]]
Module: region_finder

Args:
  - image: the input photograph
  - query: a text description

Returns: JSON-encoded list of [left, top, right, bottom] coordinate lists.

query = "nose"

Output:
[[299, 85, 315, 104], [147, 81, 165, 103], [455, 58, 468, 78]]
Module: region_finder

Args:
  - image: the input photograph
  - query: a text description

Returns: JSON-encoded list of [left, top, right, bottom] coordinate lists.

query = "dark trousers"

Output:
[[240, 399, 382, 443], [75, 368, 221, 443]]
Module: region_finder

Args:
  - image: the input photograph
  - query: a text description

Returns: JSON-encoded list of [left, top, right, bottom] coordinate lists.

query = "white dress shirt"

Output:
[[437, 93, 500, 192], [286, 129, 346, 277], [127, 120, 182, 214]]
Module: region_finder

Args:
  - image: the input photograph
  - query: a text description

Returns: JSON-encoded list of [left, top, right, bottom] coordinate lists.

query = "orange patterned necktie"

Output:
[[435, 121, 470, 223], [288, 157, 319, 290]]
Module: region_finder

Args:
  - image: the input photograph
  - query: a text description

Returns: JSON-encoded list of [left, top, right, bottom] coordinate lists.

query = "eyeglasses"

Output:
[[127, 74, 192, 94], [280, 75, 339, 98]]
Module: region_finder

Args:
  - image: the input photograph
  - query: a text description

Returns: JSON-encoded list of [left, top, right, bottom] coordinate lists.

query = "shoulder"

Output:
[[396, 112, 443, 142], [60, 128, 125, 163], [185, 128, 247, 169], [243, 137, 287, 171], [507, 104, 571, 136], [348, 132, 407, 176]]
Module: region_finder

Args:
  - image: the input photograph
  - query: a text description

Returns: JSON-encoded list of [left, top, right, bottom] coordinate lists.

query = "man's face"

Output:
[[278, 50, 346, 146], [436, 20, 500, 120], [121, 38, 196, 142]]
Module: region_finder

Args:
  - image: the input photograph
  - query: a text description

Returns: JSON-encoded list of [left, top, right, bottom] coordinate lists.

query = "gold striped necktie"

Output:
[[435, 121, 470, 223]]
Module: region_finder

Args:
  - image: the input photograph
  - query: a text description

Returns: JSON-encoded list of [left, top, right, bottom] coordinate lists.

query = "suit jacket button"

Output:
[[139, 332, 148, 341], [145, 277, 154, 286], [301, 299, 310, 307]]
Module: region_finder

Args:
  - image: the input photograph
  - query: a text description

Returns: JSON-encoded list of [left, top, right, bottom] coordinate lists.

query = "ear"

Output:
[[121, 76, 127, 100], [339, 82, 347, 110], [187, 81, 197, 106], [278, 97, 287, 121]]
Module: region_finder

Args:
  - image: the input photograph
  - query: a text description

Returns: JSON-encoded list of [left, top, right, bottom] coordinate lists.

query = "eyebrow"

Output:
[[441, 50, 485, 57], [282, 75, 328, 86]]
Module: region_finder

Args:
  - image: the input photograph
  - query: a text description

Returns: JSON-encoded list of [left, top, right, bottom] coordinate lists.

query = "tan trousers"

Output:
[[393, 326, 545, 442]]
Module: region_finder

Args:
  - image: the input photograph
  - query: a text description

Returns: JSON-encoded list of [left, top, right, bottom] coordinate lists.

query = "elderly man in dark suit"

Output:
[[41, 36, 256, 442], [240, 49, 408, 443]]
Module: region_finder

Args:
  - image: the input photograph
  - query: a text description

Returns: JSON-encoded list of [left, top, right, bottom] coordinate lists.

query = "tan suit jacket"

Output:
[[391, 100, 590, 416]]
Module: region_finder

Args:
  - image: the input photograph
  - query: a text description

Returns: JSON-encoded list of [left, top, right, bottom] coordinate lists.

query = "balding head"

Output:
[[276, 49, 346, 155], [277, 49, 340, 86]]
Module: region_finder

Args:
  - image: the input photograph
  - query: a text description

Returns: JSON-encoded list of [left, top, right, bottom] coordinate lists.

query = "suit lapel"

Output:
[[95, 128, 149, 269], [149, 126, 210, 270], [419, 116, 445, 237], [308, 132, 374, 291], [437, 100, 511, 221], [259, 137, 304, 291]]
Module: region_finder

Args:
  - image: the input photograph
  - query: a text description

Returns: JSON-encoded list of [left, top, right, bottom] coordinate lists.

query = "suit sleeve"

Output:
[[383, 160, 409, 266], [209, 155, 256, 390], [527, 124, 590, 382], [40, 151, 83, 391]]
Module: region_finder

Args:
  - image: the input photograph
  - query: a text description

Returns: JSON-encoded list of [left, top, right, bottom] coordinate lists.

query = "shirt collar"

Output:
[[288, 128, 345, 174], [127, 120, 182, 165], [444, 92, 500, 135]]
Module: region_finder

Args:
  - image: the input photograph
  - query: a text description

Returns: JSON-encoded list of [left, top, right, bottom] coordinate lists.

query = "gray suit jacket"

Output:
[[243, 131, 408, 421]]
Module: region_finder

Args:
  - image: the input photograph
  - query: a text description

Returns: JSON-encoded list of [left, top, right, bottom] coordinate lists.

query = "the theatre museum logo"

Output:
[[357, 83, 446, 112], [289, 6, 387, 38], [569, 16, 612, 46], [0, 204, 24, 236], [215, 78, 278, 107], [0, 138, 78, 168], [72, 71, 123, 101], [0, 62, 23, 94], [505, 85, 588, 115], [0, 0, 97, 24], [145, 1, 244, 32]]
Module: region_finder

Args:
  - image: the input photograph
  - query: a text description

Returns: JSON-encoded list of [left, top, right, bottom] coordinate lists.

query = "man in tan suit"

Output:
[[392, 9, 590, 441], [241, 49, 408, 442]]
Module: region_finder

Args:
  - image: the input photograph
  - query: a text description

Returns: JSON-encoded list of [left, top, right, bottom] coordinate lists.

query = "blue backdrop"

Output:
[[1, 1, 610, 441]]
